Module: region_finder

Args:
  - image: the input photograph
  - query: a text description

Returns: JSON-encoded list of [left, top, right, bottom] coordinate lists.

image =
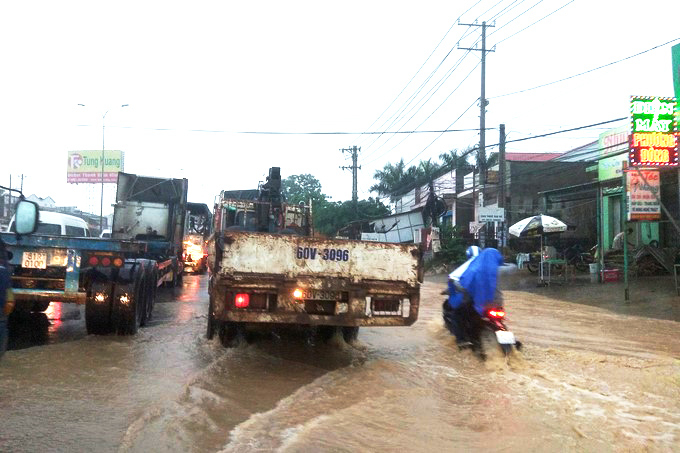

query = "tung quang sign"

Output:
[[67, 150, 124, 183]]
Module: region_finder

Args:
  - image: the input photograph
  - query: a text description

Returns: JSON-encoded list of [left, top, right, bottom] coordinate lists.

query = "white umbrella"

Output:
[[509, 214, 568, 284], [509, 214, 568, 237]]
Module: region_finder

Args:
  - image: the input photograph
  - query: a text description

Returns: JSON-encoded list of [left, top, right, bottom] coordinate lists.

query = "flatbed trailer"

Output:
[[1, 172, 188, 335]]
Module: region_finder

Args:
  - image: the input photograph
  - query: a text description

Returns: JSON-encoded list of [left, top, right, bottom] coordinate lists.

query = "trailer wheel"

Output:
[[218, 321, 242, 348], [113, 265, 144, 335], [86, 281, 114, 335], [342, 326, 360, 343], [140, 263, 158, 326]]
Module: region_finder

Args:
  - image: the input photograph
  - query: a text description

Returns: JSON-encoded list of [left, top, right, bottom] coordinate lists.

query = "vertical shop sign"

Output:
[[626, 168, 661, 221], [673, 44, 680, 103], [628, 96, 678, 167]]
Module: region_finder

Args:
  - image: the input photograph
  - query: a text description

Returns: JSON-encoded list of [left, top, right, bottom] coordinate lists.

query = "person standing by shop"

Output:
[[0, 238, 15, 361]]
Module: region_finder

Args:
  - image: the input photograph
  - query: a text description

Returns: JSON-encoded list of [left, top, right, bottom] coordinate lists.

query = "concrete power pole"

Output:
[[458, 20, 495, 186], [499, 124, 506, 250], [459, 20, 495, 247], [340, 146, 361, 209]]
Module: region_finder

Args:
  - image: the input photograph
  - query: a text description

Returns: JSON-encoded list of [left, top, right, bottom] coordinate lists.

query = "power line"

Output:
[[360, 48, 478, 161], [488, 0, 546, 38], [357, 1, 487, 151], [494, 0, 575, 45], [363, 61, 482, 166], [76, 124, 484, 136], [491, 37, 680, 99]]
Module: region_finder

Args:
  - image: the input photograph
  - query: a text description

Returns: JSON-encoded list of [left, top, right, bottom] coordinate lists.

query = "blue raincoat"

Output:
[[447, 248, 503, 315]]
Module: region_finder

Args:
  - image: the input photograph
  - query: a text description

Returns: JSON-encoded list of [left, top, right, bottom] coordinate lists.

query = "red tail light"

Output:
[[488, 309, 506, 319], [234, 293, 250, 308]]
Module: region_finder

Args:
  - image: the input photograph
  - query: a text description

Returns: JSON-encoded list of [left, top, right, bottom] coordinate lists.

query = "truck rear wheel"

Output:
[[113, 265, 145, 335], [218, 321, 243, 348], [140, 263, 158, 326], [342, 326, 359, 343], [86, 281, 114, 335]]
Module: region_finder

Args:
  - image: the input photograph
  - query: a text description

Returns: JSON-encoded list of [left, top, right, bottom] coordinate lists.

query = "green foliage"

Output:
[[370, 147, 477, 201], [370, 158, 444, 201], [314, 198, 390, 237], [281, 173, 390, 237], [433, 223, 468, 268], [281, 174, 326, 205]]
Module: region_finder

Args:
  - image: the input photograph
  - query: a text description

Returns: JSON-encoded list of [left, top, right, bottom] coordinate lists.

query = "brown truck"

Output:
[[206, 167, 422, 346]]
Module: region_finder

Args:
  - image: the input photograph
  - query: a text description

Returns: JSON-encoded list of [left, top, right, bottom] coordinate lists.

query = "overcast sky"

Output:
[[1, 1, 678, 215]]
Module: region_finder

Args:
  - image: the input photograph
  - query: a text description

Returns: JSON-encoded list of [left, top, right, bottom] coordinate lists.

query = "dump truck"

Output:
[[0, 172, 188, 335], [206, 167, 422, 346]]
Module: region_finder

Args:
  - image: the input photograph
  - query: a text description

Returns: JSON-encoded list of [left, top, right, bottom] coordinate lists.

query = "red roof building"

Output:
[[504, 152, 564, 162]]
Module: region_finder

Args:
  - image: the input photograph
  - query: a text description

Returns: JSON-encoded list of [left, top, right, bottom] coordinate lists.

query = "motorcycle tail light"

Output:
[[488, 309, 506, 319]]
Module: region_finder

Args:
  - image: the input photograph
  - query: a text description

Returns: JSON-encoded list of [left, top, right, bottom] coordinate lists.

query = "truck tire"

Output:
[[113, 265, 145, 335], [218, 321, 242, 348], [140, 262, 158, 326], [342, 326, 359, 343], [86, 280, 114, 335]]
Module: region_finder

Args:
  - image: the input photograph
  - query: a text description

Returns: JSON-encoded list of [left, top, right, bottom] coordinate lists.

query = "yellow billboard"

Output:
[[67, 150, 124, 184]]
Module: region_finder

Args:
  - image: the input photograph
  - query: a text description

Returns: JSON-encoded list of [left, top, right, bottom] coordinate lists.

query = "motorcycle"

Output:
[[442, 299, 522, 359], [562, 243, 594, 272], [525, 245, 594, 273]]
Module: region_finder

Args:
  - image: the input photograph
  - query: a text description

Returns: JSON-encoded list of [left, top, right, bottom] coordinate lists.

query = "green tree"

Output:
[[281, 174, 326, 205], [439, 148, 469, 169], [369, 159, 410, 201], [314, 197, 390, 237], [432, 223, 468, 269]]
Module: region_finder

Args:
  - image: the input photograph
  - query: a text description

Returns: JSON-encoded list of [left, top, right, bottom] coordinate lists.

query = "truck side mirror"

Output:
[[14, 199, 39, 235]]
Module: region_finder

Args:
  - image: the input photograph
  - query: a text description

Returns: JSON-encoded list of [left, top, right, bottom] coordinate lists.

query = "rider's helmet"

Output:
[[466, 245, 481, 259]]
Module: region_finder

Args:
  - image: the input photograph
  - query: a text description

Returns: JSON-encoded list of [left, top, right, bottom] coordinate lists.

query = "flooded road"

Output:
[[1, 272, 679, 452]]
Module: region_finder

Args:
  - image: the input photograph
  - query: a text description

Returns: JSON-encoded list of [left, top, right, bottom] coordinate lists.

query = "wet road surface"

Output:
[[1, 271, 679, 452]]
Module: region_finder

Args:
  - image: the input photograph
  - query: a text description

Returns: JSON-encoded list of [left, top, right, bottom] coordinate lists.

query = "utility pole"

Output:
[[458, 20, 495, 186], [340, 146, 361, 210], [459, 20, 495, 247], [499, 124, 506, 250]]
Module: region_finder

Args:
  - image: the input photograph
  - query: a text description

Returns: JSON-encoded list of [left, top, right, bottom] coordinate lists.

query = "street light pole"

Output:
[[100, 104, 128, 233]]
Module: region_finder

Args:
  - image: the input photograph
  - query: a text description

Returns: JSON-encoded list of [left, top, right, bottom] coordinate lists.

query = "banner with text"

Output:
[[67, 150, 124, 183], [626, 168, 661, 221]]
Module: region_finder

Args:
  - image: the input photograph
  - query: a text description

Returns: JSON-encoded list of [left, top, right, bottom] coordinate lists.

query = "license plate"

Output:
[[22, 251, 47, 269], [301, 290, 342, 300], [495, 330, 516, 345]]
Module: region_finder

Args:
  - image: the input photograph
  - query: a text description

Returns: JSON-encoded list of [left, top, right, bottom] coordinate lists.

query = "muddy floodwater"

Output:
[[1, 270, 679, 452]]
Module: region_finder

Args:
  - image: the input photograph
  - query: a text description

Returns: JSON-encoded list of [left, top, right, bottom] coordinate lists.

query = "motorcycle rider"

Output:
[[443, 246, 504, 347]]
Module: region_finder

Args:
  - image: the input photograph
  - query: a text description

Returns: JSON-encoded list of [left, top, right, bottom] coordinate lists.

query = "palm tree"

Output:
[[370, 159, 409, 202]]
